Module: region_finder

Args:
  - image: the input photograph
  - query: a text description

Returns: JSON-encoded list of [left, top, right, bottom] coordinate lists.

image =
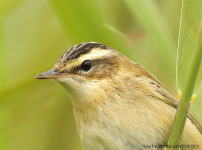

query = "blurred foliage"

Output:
[[1, 0, 202, 150]]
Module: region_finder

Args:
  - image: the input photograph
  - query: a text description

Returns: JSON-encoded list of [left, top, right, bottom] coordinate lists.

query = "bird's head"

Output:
[[35, 42, 133, 106]]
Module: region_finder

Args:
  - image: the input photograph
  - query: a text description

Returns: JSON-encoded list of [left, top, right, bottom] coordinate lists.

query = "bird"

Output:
[[35, 42, 202, 150]]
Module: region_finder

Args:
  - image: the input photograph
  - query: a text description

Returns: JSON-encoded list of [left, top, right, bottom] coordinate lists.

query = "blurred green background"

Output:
[[1, 0, 202, 150]]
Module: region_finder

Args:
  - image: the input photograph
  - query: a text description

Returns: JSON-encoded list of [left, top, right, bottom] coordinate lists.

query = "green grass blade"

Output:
[[169, 40, 202, 148], [176, 0, 202, 95], [194, 64, 202, 95], [169, 0, 202, 148]]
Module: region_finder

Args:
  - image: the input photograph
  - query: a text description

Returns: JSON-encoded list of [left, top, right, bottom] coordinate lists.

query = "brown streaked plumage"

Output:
[[35, 42, 202, 150]]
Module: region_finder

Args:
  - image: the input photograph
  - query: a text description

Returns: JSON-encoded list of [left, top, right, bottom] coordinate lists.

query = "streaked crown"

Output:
[[57, 42, 110, 64]]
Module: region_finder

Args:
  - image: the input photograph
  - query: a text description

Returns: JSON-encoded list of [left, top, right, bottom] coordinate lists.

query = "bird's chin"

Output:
[[55, 77, 104, 106], [55, 77, 85, 104]]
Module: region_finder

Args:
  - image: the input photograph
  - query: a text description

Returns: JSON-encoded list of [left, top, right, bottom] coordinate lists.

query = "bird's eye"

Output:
[[81, 60, 92, 71]]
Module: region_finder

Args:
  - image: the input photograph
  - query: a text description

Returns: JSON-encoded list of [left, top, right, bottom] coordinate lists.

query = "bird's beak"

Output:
[[34, 69, 64, 79]]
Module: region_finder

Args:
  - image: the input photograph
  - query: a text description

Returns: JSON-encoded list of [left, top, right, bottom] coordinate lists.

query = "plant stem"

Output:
[[168, 34, 202, 148]]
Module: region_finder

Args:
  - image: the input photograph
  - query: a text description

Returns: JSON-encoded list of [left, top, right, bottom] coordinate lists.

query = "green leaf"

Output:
[[176, 0, 202, 95], [194, 61, 202, 95], [169, 0, 202, 148]]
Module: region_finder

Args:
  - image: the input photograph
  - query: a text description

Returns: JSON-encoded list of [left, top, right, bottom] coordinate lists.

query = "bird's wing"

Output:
[[143, 74, 202, 135]]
